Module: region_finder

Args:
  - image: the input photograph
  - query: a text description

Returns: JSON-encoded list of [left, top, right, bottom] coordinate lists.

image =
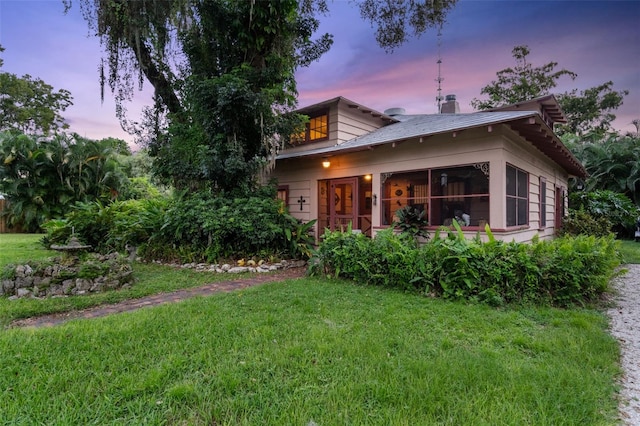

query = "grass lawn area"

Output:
[[619, 239, 640, 264], [0, 233, 56, 265], [0, 279, 620, 425]]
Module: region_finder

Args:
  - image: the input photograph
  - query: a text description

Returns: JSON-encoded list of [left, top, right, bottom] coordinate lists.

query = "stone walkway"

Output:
[[9, 267, 306, 328]]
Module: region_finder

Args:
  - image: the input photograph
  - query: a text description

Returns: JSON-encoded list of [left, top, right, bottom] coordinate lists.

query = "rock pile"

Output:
[[153, 259, 307, 274], [1, 253, 134, 300]]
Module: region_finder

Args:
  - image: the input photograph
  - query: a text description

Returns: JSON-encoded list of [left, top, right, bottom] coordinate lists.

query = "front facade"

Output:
[[270, 95, 586, 243]]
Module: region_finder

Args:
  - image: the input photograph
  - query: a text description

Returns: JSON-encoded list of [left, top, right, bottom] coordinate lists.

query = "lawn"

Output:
[[619, 239, 640, 264], [0, 279, 620, 425], [0, 234, 624, 424], [0, 233, 55, 265]]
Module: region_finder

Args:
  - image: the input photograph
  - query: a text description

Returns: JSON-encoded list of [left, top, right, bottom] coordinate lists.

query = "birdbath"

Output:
[[50, 236, 92, 263]]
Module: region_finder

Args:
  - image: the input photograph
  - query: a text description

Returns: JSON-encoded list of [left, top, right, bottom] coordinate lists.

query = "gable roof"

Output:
[[296, 96, 398, 123], [487, 94, 567, 125]]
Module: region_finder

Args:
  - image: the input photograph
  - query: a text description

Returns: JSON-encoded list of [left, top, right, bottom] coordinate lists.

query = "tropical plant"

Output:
[[284, 219, 317, 260], [568, 134, 640, 206], [0, 132, 129, 231], [568, 189, 639, 237], [392, 205, 429, 240]]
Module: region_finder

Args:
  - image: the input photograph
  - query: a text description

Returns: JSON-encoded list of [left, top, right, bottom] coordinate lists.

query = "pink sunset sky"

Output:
[[1, 0, 639, 146]]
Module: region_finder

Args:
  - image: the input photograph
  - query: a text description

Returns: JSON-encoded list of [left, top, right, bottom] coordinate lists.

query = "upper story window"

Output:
[[309, 114, 328, 140], [291, 111, 329, 144]]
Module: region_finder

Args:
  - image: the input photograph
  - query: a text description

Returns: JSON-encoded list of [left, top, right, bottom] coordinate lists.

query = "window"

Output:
[[308, 114, 328, 141], [291, 111, 329, 144], [380, 164, 490, 227], [539, 177, 547, 229], [506, 164, 528, 227]]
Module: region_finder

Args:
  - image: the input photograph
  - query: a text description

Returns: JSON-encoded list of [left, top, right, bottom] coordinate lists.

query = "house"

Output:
[[269, 94, 587, 243]]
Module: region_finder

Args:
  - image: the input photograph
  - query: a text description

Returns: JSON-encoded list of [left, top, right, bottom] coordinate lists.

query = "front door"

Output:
[[329, 178, 358, 231]]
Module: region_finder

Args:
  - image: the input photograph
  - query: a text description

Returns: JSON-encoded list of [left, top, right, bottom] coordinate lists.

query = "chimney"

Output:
[[440, 94, 460, 114]]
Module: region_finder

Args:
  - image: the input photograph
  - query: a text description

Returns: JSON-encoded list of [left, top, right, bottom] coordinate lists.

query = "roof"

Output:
[[487, 94, 567, 124], [296, 96, 398, 123], [276, 110, 587, 178]]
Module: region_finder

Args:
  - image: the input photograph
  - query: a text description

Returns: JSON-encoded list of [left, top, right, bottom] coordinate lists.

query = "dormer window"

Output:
[[292, 111, 329, 144]]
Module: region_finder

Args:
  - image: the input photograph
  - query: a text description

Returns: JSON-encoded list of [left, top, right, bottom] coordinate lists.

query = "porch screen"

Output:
[[381, 171, 429, 226], [381, 164, 490, 227]]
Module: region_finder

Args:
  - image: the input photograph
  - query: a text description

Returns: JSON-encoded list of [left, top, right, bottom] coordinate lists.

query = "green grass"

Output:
[[0, 279, 620, 425], [618, 239, 640, 264], [0, 233, 55, 265]]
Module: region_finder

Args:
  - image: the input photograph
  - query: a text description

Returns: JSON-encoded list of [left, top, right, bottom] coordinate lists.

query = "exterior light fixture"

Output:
[[372, 194, 377, 206], [364, 174, 372, 181], [322, 158, 331, 168], [440, 173, 448, 187]]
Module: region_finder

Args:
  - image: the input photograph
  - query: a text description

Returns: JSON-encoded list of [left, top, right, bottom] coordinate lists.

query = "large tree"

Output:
[[471, 45, 577, 110], [68, 0, 454, 193], [556, 81, 628, 139], [0, 45, 73, 135], [472, 45, 628, 140]]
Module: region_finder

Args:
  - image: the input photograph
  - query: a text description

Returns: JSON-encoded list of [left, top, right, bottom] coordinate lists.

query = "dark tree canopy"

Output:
[[67, 0, 456, 193], [358, 0, 457, 51], [0, 45, 73, 135]]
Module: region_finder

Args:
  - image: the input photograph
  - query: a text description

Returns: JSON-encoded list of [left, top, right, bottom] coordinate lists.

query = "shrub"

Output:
[[310, 224, 621, 307], [559, 209, 613, 237], [143, 191, 308, 262], [569, 190, 639, 237], [44, 188, 311, 263], [43, 198, 169, 254]]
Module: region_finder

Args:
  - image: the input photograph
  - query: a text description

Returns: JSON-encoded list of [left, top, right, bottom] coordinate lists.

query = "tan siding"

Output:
[[271, 122, 570, 243], [500, 125, 568, 240], [335, 102, 387, 144]]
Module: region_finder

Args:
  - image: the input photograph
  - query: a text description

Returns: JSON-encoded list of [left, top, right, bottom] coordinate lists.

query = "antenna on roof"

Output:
[[435, 22, 444, 113]]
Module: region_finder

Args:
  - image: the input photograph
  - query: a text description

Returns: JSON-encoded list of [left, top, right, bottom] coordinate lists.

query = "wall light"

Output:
[[322, 158, 331, 168], [440, 172, 448, 187], [364, 174, 372, 181], [373, 194, 377, 206]]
